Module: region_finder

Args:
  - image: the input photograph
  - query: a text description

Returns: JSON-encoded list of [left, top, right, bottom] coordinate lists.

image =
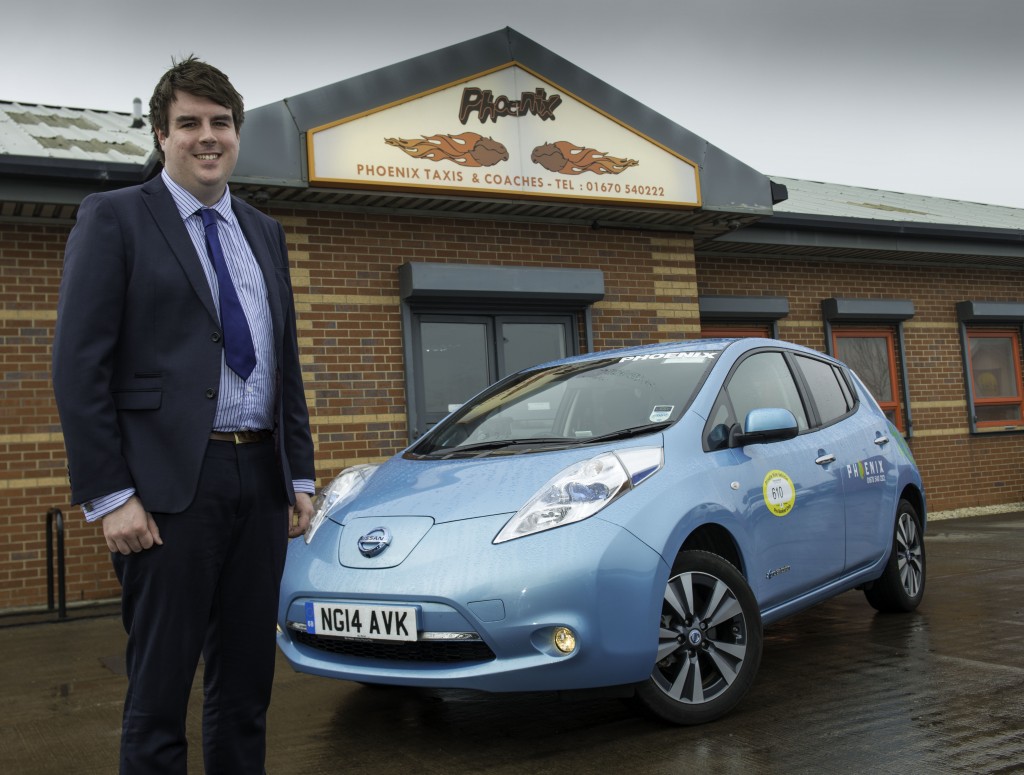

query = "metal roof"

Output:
[[0, 29, 1021, 268], [0, 100, 150, 165], [701, 177, 1024, 268], [771, 176, 1024, 230]]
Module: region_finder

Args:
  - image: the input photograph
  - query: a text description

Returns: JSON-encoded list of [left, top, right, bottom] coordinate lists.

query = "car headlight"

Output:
[[306, 464, 379, 544], [493, 447, 663, 543]]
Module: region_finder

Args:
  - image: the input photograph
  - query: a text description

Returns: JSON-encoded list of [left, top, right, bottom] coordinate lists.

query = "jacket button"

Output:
[[211, 331, 222, 343], [206, 388, 217, 399]]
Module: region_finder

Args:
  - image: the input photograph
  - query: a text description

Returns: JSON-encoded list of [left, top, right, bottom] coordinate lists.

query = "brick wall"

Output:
[[5, 208, 1021, 612], [0, 210, 697, 611], [1, 221, 115, 610], [697, 253, 1024, 512]]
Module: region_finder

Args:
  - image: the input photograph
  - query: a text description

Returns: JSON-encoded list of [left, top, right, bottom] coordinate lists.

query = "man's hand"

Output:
[[288, 492, 314, 539], [102, 496, 163, 554]]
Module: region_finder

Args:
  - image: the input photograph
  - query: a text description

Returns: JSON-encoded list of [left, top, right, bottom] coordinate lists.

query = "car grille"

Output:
[[292, 630, 496, 663]]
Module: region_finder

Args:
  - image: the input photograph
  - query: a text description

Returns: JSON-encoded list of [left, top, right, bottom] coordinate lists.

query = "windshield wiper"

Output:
[[427, 436, 573, 459], [575, 422, 673, 444]]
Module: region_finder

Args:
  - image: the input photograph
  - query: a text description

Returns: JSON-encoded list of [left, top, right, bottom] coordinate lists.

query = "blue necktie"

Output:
[[200, 208, 256, 380]]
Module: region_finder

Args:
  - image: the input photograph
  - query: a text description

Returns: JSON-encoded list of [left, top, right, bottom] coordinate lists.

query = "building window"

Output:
[[399, 262, 604, 439], [822, 298, 914, 436], [965, 329, 1024, 429], [698, 295, 788, 339], [700, 321, 772, 338], [956, 301, 1024, 434], [413, 314, 574, 429], [832, 329, 903, 432]]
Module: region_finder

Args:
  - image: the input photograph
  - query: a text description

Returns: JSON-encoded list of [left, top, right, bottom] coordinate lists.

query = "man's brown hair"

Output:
[[148, 55, 244, 160]]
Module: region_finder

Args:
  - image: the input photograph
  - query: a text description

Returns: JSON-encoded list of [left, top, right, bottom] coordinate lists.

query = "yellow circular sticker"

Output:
[[763, 470, 796, 517]]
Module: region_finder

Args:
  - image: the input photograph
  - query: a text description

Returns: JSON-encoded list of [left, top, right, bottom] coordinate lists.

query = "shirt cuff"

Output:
[[293, 479, 315, 496], [82, 489, 135, 522]]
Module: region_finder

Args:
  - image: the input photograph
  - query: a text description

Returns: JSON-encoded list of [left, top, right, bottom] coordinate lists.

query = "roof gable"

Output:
[[237, 28, 777, 218]]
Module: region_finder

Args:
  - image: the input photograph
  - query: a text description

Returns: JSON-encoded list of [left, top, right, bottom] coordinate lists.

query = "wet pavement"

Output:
[[2, 513, 1022, 774]]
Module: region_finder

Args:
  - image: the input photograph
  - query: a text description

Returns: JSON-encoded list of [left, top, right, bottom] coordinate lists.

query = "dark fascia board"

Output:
[[399, 261, 605, 303], [236, 28, 777, 215], [956, 300, 1024, 323], [699, 295, 789, 320], [0, 154, 146, 185], [822, 297, 915, 322], [724, 212, 1024, 246], [715, 213, 1024, 261]]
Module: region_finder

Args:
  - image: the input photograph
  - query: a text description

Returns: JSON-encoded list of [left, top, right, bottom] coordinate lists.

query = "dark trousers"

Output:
[[113, 438, 289, 774]]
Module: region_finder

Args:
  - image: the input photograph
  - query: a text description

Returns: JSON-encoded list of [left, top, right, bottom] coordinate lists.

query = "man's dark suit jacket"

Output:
[[52, 175, 315, 514]]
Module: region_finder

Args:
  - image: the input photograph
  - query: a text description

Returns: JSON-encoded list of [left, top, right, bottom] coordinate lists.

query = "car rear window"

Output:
[[795, 355, 854, 425]]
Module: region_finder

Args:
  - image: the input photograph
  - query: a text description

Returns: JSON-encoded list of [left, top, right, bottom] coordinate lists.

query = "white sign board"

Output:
[[308, 65, 701, 208]]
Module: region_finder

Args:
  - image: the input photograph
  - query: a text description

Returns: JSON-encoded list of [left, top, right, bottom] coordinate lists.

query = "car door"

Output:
[[821, 365, 901, 570], [705, 349, 846, 609]]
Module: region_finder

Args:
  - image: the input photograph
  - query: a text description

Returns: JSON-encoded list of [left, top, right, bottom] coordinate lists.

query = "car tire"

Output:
[[864, 498, 926, 613], [634, 550, 763, 725]]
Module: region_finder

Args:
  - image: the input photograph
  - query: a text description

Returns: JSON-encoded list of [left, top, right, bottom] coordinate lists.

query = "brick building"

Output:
[[1, 29, 1022, 612]]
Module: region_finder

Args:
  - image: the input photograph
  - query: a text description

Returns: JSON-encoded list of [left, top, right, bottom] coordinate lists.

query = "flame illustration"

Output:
[[531, 141, 639, 175], [385, 133, 508, 167]]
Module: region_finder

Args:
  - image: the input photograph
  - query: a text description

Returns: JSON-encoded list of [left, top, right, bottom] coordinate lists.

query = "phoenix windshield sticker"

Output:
[[649, 405, 674, 422], [763, 470, 796, 517]]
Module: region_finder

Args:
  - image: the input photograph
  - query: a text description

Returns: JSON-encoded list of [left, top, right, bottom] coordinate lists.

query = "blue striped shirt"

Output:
[[83, 172, 313, 520]]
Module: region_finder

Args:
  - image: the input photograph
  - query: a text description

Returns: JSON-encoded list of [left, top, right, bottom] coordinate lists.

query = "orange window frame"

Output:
[[832, 328, 903, 433], [966, 328, 1024, 429]]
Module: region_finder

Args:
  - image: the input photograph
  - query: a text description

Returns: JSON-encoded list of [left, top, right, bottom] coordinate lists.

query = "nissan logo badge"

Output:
[[357, 527, 392, 558]]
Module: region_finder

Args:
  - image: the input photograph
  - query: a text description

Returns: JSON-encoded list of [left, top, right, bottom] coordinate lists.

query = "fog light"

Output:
[[553, 626, 577, 654]]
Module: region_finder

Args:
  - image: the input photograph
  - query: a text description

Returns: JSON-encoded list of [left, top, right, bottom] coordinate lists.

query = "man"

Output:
[[52, 56, 315, 773]]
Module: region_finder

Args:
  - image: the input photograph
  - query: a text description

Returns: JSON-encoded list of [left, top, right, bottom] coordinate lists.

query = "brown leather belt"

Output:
[[210, 430, 272, 444]]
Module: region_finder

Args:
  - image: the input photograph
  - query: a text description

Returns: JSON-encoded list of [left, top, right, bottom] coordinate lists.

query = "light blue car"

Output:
[[277, 338, 926, 724]]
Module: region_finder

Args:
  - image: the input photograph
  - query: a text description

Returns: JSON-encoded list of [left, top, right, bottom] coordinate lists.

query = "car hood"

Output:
[[335, 442, 657, 525]]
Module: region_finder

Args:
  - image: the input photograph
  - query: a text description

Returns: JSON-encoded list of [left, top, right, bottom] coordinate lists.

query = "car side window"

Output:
[[706, 351, 809, 450], [794, 355, 854, 425]]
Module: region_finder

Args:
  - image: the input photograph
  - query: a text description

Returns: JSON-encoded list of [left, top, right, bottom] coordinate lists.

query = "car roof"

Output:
[[527, 337, 839, 372]]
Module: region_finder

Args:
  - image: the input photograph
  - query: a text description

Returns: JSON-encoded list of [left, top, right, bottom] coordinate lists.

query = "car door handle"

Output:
[[874, 436, 889, 446], [815, 453, 836, 466]]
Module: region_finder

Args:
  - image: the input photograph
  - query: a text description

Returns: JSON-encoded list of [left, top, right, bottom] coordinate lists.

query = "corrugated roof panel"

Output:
[[0, 101, 151, 162], [771, 176, 1024, 230]]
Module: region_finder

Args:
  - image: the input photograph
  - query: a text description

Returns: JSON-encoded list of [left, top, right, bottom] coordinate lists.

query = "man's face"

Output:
[[156, 90, 239, 205]]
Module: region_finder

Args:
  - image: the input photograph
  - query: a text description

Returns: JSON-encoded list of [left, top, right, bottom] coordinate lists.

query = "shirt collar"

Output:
[[161, 168, 236, 225]]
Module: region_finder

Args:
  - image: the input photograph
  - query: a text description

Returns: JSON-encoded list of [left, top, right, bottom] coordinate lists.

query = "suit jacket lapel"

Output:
[[141, 177, 220, 324]]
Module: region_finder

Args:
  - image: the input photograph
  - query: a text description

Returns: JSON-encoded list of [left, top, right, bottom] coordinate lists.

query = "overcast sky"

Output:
[[4, 0, 1022, 208]]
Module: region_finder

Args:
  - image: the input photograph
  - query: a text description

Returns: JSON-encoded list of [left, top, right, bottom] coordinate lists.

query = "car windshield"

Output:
[[412, 349, 721, 457]]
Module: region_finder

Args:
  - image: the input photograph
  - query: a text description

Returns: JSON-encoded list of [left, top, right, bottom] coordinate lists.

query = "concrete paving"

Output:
[[2, 513, 1022, 774]]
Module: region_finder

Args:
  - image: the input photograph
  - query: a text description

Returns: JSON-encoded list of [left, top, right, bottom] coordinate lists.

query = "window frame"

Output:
[[703, 346, 857, 451], [698, 295, 789, 339], [956, 301, 1024, 435], [964, 327, 1024, 431], [821, 298, 914, 437], [408, 310, 578, 437], [700, 321, 773, 339], [399, 262, 604, 442], [831, 328, 904, 433]]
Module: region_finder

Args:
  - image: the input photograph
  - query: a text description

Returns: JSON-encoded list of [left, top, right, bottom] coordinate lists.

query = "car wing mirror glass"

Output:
[[729, 407, 799, 448]]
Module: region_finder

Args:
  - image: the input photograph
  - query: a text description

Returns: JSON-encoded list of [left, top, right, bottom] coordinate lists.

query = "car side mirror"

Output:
[[728, 408, 799, 448]]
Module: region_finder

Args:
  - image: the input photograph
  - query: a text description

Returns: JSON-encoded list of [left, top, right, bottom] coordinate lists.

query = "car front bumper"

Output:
[[277, 511, 667, 693]]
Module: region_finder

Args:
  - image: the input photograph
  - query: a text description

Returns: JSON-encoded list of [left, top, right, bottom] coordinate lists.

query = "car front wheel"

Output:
[[634, 550, 763, 725], [865, 498, 926, 613]]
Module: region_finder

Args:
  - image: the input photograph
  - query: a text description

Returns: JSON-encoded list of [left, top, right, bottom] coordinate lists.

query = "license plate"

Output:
[[305, 602, 418, 642]]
